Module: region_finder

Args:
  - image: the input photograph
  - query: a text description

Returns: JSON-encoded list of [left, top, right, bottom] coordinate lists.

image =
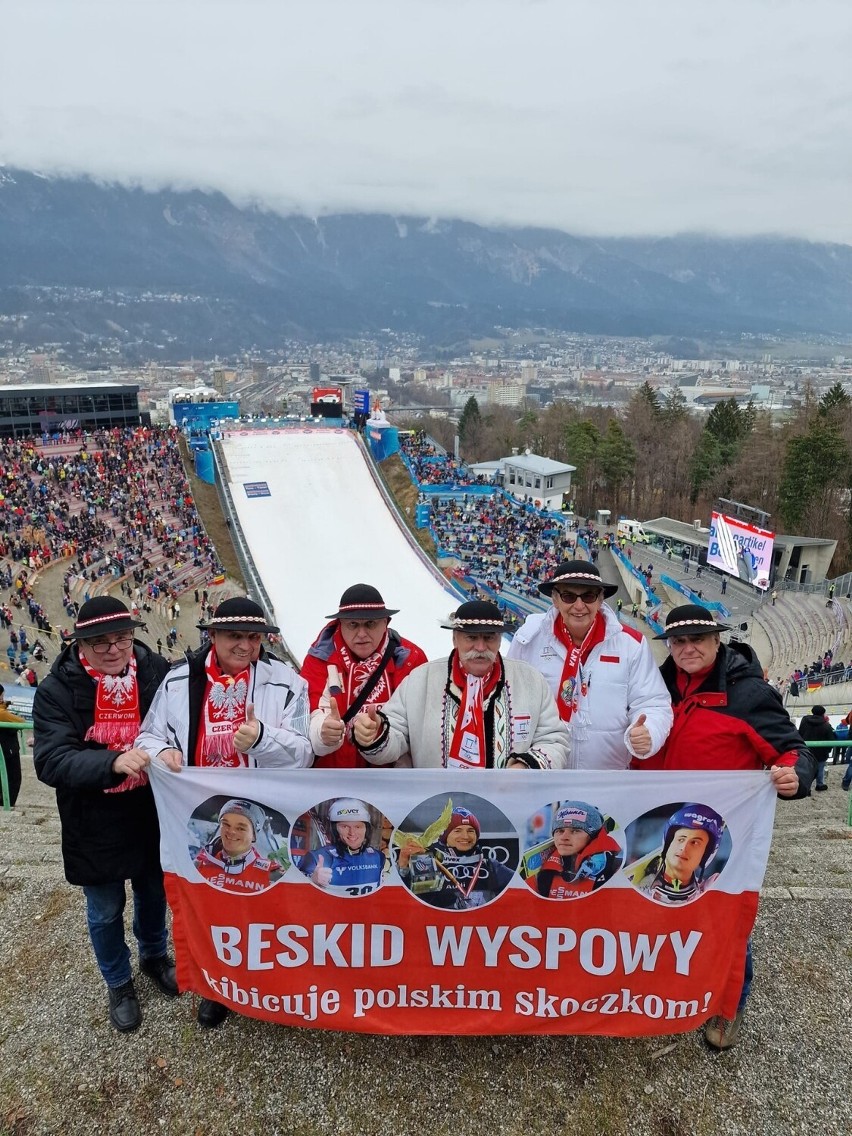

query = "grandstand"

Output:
[[391, 432, 852, 709], [0, 426, 232, 687], [8, 420, 852, 719]]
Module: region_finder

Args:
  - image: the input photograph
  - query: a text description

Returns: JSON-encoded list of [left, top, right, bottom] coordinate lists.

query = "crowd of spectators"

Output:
[[399, 432, 490, 488], [0, 425, 224, 676], [398, 433, 585, 605], [430, 494, 566, 600], [788, 650, 852, 695]]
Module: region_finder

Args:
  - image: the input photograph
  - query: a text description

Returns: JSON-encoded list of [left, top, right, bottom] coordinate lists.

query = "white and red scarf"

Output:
[[196, 648, 250, 767], [447, 651, 500, 769], [81, 652, 144, 793], [553, 610, 607, 723], [335, 628, 391, 713]]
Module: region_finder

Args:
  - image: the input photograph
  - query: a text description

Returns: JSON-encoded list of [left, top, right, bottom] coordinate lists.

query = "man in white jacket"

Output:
[[136, 596, 312, 1029], [137, 597, 312, 774], [507, 560, 672, 770], [353, 600, 570, 770]]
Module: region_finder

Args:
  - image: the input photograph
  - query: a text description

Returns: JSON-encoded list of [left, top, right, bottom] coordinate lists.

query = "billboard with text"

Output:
[[708, 512, 774, 590]]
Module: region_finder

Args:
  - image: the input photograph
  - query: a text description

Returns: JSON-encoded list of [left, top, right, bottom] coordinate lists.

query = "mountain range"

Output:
[[2, 167, 852, 357]]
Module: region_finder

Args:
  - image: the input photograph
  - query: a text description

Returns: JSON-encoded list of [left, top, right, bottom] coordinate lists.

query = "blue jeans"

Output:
[[738, 940, 754, 1012], [83, 870, 168, 988], [815, 760, 827, 789]]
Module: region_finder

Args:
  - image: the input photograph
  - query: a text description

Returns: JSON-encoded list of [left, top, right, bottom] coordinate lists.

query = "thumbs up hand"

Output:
[[319, 696, 346, 747], [311, 854, 333, 888], [628, 712, 652, 756], [353, 704, 381, 748], [234, 703, 260, 752]]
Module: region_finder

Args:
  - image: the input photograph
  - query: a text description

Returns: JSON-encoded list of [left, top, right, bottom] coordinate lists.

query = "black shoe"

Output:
[[197, 998, 229, 1029], [140, 954, 179, 997], [815, 784, 828, 792], [108, 980, 141, 1032]]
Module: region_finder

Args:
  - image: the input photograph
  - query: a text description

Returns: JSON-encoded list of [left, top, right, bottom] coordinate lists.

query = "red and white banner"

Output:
[[149, 767, 776, 1036]]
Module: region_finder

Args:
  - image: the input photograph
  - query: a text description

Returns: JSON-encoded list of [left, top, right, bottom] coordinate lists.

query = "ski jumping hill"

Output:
[[216, 427, 461, 663]]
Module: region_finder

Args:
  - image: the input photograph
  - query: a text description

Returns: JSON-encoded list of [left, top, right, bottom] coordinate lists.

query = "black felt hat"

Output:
[[71, 596, 145, 640], [538, 559, 619, 599], [654, 604, 731, 639], [200, 597, 279, 634], [441, 600, 508, 633], [325, 584, 399, 621]]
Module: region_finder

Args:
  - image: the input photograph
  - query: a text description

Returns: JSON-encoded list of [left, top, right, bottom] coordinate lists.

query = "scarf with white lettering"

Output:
[[334, 627, 391, 711], [196, 648, 250, 767], [80, 652, 144, 793]]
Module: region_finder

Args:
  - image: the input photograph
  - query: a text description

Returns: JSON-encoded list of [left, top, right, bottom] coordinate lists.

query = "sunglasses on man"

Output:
[[553, 589, 603, 604]]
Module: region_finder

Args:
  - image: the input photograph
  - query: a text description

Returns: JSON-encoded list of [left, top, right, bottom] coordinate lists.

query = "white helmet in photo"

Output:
[[329, 798, 371, 824]]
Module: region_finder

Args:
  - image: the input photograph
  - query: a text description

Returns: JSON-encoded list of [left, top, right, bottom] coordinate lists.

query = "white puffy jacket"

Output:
[[507, 603, 672, 770]]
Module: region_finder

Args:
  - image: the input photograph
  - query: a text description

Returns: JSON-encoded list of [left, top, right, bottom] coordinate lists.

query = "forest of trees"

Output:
[[405, 383, 852, 573]]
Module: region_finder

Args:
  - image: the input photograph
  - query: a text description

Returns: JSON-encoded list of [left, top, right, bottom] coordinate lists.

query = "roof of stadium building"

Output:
[[644, 517, 835, 549], [468, 460, 504, 475], [501, 453, 576, 475], [0, 382, 138, 393]]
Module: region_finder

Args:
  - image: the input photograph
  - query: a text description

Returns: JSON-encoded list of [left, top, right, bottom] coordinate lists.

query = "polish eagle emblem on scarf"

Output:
[[99, 671, 137, 707], [210, 677, 249, 720]]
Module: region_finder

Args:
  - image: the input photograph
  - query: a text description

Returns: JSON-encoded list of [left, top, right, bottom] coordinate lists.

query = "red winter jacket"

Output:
[[301, 623, 427, 768], [639, 642, 814, 797]]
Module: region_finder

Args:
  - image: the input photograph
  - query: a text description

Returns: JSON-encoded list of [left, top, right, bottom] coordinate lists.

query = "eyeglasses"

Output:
[[669, 633, 715, 647], [87, 635, 134, 654], [553, 589, 602, 604]]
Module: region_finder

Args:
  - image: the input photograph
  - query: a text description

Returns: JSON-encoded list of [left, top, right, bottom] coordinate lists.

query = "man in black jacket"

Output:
[[33, 596, 176, 1033], [797, 705, 836, 791], [641, 604, 816, 1053]]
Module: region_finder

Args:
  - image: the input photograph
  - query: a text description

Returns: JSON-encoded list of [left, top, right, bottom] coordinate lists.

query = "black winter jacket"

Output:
[[649, 641, 816, 798], [33, 641, 170, 886], [797, 712, 836, 753]]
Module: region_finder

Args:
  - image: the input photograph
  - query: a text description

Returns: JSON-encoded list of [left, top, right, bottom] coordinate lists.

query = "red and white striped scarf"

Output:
[[447, 650, 500, 769], [335, 628, 391, 712], [552, 611, 606, 723]]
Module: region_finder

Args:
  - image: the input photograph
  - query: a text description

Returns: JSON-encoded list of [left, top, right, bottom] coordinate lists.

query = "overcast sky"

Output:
[[3, 0, 852, 243]]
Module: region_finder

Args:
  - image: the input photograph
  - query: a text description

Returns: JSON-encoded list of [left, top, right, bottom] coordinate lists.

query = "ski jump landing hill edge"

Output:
[[217, 427, 462, 663]]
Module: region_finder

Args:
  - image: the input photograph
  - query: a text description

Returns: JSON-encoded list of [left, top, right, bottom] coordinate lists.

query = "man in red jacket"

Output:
[[639, 604, 814, 1052], [302, 584, 427, 768]]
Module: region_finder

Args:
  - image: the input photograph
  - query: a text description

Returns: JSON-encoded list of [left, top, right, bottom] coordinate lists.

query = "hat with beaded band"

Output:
[[441, 599, 508, 634], [71, 596, 145, 640], [538, 559, 619, 599], [653, 603, 731, 639], [200, 597, 279, 634], [325, 584, 399, 622]]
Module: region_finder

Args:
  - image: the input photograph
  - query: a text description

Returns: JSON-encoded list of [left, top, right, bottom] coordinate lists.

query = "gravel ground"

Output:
[[1, 763, 850, 1136]]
